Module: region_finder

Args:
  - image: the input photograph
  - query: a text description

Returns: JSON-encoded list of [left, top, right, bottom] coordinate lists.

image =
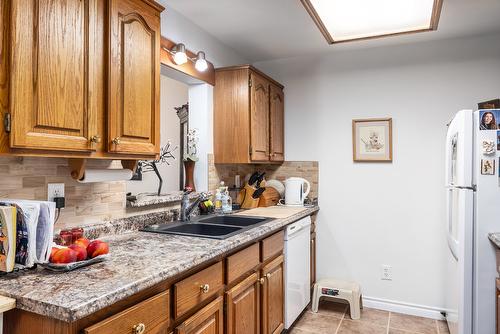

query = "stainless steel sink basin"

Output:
[[140, 215, 273, 239], [197, 215, 270, 227]]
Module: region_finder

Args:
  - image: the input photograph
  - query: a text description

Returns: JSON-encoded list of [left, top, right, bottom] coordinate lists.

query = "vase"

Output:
[[183, 160, 196, 191]]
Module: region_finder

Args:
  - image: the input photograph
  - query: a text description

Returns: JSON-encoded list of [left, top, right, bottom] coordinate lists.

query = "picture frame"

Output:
[[478, 99, 500, 110], [481, 159, 495, 175], [352, 118, 393, 162]]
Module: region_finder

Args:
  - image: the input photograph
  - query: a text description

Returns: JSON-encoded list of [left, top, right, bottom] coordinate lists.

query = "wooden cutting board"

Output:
[[235, 206, 307, 219]]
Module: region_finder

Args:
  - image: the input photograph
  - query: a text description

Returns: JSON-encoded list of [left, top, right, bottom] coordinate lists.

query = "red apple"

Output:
[[49, 247, 59, 262], [68, 244, 87, 261], [74, 237, 90, 248], [86, 240, 109, 258], [51, 248, 78, 264]]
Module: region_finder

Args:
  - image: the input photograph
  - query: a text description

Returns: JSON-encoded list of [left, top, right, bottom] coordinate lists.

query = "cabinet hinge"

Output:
[[3, 113, 11, 133], [249, 146, 253, 155], [248, 77, 252, 87]]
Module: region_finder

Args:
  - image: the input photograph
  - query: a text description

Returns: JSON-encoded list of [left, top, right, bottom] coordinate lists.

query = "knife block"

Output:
[[239, 184, 260, 209]]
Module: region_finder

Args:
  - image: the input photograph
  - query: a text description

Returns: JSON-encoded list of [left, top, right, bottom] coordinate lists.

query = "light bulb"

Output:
[[173, 43, 187, 65], [195, 51, 208, 71], [195, 59, 208, 71]]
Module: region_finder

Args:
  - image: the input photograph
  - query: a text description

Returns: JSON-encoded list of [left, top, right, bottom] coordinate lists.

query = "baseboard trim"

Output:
[[362, 296, 446, 320]]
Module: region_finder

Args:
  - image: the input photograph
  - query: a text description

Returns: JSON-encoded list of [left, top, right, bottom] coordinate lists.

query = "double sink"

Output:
[[141, 215, 273, 239]]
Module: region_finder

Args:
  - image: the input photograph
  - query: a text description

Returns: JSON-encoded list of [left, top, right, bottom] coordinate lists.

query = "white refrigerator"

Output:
[[445, 109, 500, 334]]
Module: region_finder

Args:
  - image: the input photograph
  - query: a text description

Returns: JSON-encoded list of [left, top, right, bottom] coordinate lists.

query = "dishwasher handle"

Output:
[[285, 218, 311, 239]]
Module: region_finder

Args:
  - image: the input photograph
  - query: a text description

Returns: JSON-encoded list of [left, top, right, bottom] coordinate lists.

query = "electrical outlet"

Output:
[[381, 265, 393, 281], [48, 183, 65, 202]]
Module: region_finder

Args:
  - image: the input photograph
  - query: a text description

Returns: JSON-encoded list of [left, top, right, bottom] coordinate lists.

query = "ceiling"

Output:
[[160, 0, 500, 63]]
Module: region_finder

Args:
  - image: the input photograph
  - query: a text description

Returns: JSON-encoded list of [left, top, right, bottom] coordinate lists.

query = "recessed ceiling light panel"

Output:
[[301, 0, 443, 44]]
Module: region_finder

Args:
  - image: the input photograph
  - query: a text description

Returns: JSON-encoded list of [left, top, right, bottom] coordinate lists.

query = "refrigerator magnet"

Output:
[[482, 140, 495, 155], [481, 159, 495, 175]]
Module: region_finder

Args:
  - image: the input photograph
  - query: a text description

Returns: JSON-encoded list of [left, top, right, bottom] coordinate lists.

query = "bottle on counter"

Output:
[[222, 187, 232, 214], [214, 189, 222, 215]]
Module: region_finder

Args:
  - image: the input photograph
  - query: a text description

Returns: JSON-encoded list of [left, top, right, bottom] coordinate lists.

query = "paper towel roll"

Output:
[[77, 169, 133, 183]]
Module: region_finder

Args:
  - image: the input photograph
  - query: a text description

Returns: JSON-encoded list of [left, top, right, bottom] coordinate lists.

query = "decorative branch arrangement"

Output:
[[137, 141, 178, 196]]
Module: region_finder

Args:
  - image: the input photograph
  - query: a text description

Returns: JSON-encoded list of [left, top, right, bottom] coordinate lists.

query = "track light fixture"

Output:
[[164, 43, 209, 72]]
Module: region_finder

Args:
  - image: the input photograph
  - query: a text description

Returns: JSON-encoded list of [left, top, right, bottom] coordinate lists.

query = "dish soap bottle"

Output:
[[214, 189, 222, 215]]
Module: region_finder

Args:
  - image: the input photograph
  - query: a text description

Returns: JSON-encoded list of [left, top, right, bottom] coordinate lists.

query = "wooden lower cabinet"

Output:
[[497, 279, 500, 334], [226, 273, 260, 334], [310, 232, 316, 288], [261, 255, 284, 334], [176, 296, 224, 334]]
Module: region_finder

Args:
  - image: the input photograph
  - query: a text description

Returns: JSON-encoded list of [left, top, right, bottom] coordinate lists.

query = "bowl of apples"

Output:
[[44, 238, 110, 272]]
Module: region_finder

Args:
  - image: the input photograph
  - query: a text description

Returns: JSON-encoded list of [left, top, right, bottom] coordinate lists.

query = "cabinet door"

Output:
[[269, 84, 284, 162], [249, 73, 270, 162], [9, 0, 97, 152], [261, 255, 284, 334], [226, 273, 260, 334], [108, 0, 161, 155], [310, 232, 316, 288], [176, 296, 224, 334]]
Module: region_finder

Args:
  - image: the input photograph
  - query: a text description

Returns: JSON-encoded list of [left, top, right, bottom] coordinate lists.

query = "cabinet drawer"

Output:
[[261, 231, 284, 263], [226, 243, 260, 284], [174, 261, 224, 319], [84, 290, 169, 334]]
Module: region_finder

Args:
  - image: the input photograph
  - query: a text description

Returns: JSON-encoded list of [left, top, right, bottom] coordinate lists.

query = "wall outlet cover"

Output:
[[47, 183, 65, 202], [381, 265, 393, 281]]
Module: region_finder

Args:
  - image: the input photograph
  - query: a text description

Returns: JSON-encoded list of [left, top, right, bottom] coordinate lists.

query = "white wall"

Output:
[[161, 5, 249, 67], [255, 33, 500, 313], [160, 5, 248, 191], [188, 84, 214, 192], [127, 75, 187, 195]]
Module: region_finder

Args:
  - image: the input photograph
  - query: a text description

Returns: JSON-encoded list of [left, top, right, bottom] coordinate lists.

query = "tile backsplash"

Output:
[[0, 157, 180, 231], [208, 154, 319, 200], [0, 155, 318, 231]]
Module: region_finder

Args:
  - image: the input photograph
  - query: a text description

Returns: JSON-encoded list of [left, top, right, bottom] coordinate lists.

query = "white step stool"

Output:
[[312, 279, 363, 320]]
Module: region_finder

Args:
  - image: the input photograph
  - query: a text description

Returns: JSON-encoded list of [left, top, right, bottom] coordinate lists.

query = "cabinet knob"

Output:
[[90, 135, 101, 144], [133, 323, 146, 334], [266, 273, 271, 279], [259, 277, 265, 285], [112, 137, 121, 145], [200, 284, 210, 293]]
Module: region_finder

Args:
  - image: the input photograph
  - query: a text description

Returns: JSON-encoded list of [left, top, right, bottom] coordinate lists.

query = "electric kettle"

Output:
[[284, 177, 310, 206]]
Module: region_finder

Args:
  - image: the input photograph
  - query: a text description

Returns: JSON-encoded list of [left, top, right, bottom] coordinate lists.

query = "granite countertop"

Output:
[[0, 206, 319, 322], [488, 233, 500, 248]]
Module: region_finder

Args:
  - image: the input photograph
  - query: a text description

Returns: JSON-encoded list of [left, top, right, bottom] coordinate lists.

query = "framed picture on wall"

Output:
[[352, 118, 393, 162], [478, 99, 500, 110]]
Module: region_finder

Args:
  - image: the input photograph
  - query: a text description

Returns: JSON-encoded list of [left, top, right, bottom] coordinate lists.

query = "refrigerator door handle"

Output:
[[446, 184, 476, 191], [446, 189, 460, 262]]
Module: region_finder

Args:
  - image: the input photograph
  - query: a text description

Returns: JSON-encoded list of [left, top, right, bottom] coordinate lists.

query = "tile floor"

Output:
[[289, 301, 450, 334]]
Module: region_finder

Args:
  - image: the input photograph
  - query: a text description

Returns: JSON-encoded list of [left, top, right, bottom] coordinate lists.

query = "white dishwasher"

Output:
[[284, 216, 311, 329]]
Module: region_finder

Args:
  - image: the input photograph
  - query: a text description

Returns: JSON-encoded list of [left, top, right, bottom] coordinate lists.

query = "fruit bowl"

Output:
[[41, 254, 110, 272]]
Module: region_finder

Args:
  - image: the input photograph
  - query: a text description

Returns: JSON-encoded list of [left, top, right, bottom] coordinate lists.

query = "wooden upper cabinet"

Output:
[[269, 84, 284, 162], [250, 73, 270, 162], [108, 0, 161, 156], [214, 65, 285, 164], [9, 0, 97, 152]]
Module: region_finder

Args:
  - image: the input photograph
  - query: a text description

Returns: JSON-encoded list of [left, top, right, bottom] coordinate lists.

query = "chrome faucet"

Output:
[[180, 191, 206, 222]]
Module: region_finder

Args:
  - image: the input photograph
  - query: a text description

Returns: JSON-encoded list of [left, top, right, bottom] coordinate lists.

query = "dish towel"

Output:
[[0, 206, 17, 272], [0, 201, 40, 267]]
